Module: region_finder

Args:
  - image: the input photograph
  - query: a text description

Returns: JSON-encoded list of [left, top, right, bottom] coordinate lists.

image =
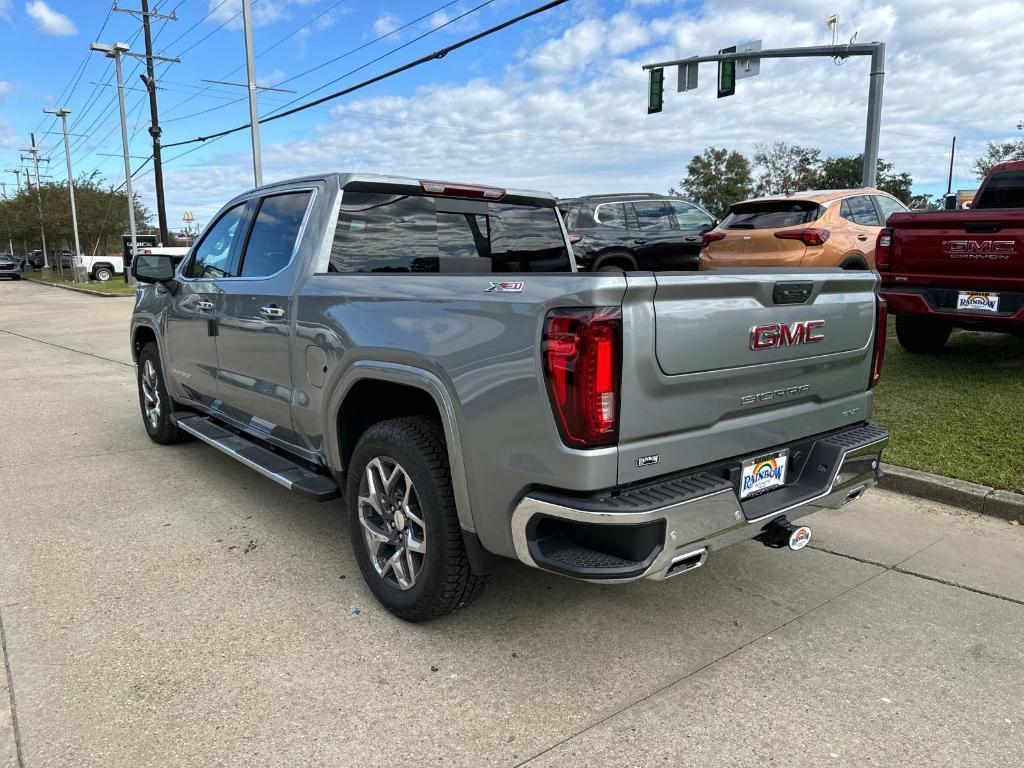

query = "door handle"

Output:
[[857, 234, 869, 241], [195, 300, 214, 311], [633, 239, 648, 245], [684, 236, 699, 242], [260, 305, 286, 319]]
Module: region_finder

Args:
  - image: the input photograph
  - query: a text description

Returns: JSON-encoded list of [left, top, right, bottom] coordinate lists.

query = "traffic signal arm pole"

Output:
[[643, 42, 886, 187]]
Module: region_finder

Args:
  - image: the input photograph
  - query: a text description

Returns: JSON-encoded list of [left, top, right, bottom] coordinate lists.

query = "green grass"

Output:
[[24, 270, 138, 295], [872, 320, 1024, 493]]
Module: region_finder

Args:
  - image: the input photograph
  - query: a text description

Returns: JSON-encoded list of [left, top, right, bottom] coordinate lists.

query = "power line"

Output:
[[155, 0, 351, 118], [165, 0, 567, 149], [161, 0, 460, 124]]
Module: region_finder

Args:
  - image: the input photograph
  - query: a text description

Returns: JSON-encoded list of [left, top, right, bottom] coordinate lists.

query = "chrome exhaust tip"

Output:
[[665, 548, 708, 578]]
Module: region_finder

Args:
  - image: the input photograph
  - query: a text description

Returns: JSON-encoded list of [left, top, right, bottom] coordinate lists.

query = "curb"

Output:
[[879, 463, 1024, 522], [22, 276, 135, 298]]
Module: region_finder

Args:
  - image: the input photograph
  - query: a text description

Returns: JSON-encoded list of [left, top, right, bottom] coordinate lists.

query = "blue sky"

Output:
[[1, 0, 1022, 232]]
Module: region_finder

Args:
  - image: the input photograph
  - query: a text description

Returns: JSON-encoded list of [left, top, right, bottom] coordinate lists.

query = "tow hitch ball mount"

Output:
[[757, 517, 812, 551]]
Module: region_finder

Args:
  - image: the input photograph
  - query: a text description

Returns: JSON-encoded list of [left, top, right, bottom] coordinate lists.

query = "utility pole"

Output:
[[644, 41, 887, 188], [3, 168, 21, 192], [19, 135, 50, 277], [91, 42, 138, 284], [242, 0, 263, 186], [92, 41, 179, 283], [115, 0, 178, 245], [0, 182, 13, 257], [44, 107, 84, 283]]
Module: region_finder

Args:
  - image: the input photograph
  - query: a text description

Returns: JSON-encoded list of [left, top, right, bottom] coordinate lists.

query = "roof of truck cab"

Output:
[[245, 172, 556, 202]]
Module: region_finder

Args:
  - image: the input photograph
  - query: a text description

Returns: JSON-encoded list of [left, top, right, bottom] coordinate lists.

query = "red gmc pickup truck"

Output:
[[877, 160, 1024, 352]]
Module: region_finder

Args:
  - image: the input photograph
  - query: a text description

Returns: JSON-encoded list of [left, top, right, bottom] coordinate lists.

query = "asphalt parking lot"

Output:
[[2, 281, 1023, 768]]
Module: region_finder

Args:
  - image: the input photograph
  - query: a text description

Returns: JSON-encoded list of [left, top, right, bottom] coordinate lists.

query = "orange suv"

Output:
[[699, 189, 908, 270]]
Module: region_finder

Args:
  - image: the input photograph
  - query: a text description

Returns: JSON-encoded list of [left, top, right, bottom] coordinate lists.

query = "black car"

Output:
[[559, 193, 717, 272], [24, 250, 46, 269], [0, 253, 21, 280]]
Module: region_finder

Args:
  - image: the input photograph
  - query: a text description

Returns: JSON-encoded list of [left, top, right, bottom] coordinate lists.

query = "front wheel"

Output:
[[895, 314, 953, 354], [347, 417, 488, 621], [136, 342, 188, 444]]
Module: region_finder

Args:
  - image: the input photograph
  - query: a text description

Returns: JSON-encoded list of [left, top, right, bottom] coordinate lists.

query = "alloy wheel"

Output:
[[357, 456, 427, 591], [141, 359, 161, 430]]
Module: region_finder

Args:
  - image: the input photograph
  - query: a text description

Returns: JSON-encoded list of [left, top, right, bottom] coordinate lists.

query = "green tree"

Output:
[[907, 193, 939, 211], [671, 147, 754, 218], [813, 154, 913, 204], [752, 142, 821, 196], [972, 140, 1024, 179], [0, 174, 151, 263]]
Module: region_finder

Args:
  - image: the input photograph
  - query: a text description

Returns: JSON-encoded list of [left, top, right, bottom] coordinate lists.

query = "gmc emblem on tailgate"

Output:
[[751, 320, 825, 350], [943, 240, 1015, 259]]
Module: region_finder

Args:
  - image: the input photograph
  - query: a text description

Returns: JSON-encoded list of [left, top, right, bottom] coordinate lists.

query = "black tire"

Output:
[[598, 263, 627, 273], [347, 417, 488, 622], [840, 255, 870, 270], [136, 342, 189, 444], [895, 314, 953, 354], [12, 274, 20, 281], [93, 266, 113, 282]]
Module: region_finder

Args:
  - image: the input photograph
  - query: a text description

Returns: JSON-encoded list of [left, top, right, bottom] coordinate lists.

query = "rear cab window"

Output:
[[328, 187, 571, 274], [975, 169, 1024, 208], [721, 200, 821, 229]]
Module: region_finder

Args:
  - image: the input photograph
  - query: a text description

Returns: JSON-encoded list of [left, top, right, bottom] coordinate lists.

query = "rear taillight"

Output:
[[542, 307, 621, 448], [774, 228, 831, 246], [568, 233, 583, 245], [701, 231, 726, 250], [870, 297, 887, 389], [875, 227, 892, 271]]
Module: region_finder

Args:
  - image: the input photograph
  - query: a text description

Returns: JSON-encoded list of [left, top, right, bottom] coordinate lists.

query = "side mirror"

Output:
[[132, 252, 178, 284]]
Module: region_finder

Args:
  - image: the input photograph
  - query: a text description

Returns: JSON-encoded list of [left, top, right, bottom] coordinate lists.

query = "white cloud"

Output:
[[25, 0, 77, 36], [256, 69, 286, 88], [373, 13, 399, 38], [0, 0, 11, 21], [206, 0, 303, 29], [144, 0, 1024, 222], [0, 118, 16, 149], [0, 81, 10, 102]]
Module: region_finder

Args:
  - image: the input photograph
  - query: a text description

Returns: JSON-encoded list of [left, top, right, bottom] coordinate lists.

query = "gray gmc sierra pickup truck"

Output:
[[130, 173, 889, 621]]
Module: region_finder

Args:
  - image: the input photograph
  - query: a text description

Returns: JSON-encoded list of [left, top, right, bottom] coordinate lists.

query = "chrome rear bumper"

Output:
[[511, 423, 888, 582]]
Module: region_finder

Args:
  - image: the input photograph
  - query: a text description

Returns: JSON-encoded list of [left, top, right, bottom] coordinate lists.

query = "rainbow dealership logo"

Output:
[[742, 457, 785, 493], [956, 291, 999, 312]]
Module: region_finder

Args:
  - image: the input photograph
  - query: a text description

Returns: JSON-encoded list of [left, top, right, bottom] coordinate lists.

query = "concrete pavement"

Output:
[[1, 281, 1022, 767]]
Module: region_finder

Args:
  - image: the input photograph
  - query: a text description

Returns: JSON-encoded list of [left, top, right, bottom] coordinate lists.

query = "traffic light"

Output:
[[648, 67, 664, 114], [717, 46, 736, 98]]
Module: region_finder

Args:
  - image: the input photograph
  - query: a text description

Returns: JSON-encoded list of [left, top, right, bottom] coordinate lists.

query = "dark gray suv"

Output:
[[559, 193, 717, 272]]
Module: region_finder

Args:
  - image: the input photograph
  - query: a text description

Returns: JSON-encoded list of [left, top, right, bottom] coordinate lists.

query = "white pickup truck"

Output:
[[81, 246, 189, 282]]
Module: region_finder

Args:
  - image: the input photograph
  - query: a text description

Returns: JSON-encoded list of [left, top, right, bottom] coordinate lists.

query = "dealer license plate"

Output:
[[740, 449, 789, 500], [956, 291, 999, 312]]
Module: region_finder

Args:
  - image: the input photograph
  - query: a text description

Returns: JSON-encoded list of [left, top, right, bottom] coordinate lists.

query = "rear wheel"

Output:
[[347, 417, 488, 621], [895, 315, 953, 354], [93, 266, 113, 282], [136, 342, 188, 444]]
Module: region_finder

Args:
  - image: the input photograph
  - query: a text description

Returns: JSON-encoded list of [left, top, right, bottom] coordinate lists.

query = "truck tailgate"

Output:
[[888, 211, 1024, 279], [617, 269, 878, 485]]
